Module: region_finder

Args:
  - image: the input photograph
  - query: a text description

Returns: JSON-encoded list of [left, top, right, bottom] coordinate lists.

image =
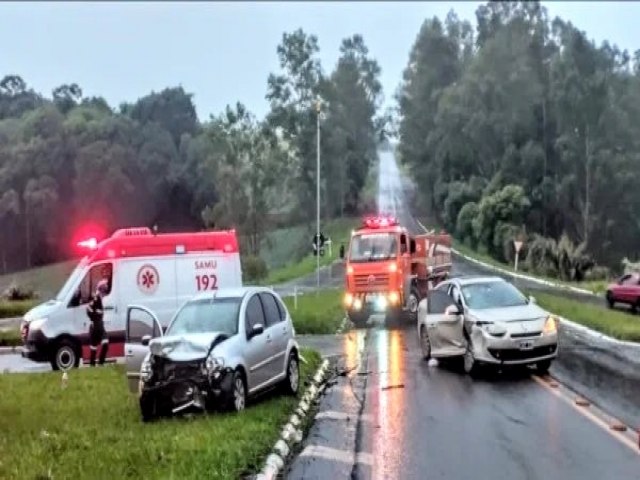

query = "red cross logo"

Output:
[[137, 264, 160, 294]]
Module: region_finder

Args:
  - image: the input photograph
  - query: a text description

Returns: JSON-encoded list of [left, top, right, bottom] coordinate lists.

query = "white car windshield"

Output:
[[349, 233, 397, 262], [166, 297, 242, 336], [461, 281, 529, 310]]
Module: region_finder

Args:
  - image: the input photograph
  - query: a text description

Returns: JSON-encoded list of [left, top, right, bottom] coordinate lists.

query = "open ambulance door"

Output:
[[125, 305, 163, 393]]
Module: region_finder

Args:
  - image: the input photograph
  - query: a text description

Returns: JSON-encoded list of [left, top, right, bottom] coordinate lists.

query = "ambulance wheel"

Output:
[[50, 339, 80, 371], [347, 310, 368, 328]]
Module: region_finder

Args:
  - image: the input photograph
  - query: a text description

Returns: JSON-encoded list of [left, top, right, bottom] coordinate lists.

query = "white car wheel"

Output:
[[231, 372, 246, 412], [285, 353, 300, 395]]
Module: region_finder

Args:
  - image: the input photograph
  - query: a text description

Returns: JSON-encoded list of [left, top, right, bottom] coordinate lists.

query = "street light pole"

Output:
[[316, 97, 321, 291]]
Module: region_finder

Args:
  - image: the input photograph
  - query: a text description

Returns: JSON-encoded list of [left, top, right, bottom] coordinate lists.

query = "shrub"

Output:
[[456, 202, 479, 247], [241, 256, 269, 283], [2, 283, 37, 301], [584, 265, 610, 281]]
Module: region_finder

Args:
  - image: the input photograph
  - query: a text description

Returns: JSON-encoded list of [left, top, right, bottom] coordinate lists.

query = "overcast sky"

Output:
[[2, 1, 640, 121]]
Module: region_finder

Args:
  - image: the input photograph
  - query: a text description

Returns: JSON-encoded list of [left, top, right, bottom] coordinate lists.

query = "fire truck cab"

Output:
[[343, 215, 452, 325], [21, 226, 242, 370]]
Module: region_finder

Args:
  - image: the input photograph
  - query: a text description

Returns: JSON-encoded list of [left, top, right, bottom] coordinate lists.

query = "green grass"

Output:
[[532, 291, 640, 342], [0, 260, 76, 301], [452, 240, 609, 294], [0, 348, 321, 480], [0, 327, 21, 347], [0, 299, 38, 319], [261, 217, 355, 285], [284, 289, 344, 334]]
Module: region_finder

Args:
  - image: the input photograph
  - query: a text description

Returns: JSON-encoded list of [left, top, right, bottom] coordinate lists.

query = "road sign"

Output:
[[514, 240, 523, 253]]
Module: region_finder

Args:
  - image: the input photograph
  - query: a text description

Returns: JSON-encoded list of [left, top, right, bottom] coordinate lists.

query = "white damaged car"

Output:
[[417, 276, 558, 376], [124, 287, 300, 421]]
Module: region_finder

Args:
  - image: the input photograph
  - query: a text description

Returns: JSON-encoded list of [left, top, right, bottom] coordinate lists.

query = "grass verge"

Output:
[[261, 217, 355, 285], [532, 291, 640, 342], [0, 328, 21, 347], [0, 300, 38, 319], [0, 348, 321, 480], [0, 260, 76, 301], [284, 289, 344, 335], [452, 240, 609, 294]]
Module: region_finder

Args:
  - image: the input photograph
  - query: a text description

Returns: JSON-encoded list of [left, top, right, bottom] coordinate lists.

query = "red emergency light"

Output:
[[77, 237, 99, 250], [362, 215, 399, 229]]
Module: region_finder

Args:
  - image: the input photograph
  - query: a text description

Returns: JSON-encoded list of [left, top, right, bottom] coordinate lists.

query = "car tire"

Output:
[[406, 288, 420, 322], [605, 291, 614, 309], [282, 352, 300, 396], [140, 395, 158, 423], [536, 360, 552, 375], [419, 326, 431, 361], [226, 370, 247, 413], [348, 310, 368, 328], [50, 339, 80, 371]]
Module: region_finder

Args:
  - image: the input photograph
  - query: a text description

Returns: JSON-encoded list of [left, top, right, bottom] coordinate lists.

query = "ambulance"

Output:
[[21, 226, 243, 370]]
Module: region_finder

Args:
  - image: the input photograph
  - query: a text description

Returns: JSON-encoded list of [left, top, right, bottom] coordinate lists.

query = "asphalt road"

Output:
[[287, 149, 640, 479]]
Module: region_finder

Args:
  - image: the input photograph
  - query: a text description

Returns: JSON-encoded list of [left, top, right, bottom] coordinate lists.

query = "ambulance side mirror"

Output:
[[141, 335, 152, 346], [69, 289, 81, 308]]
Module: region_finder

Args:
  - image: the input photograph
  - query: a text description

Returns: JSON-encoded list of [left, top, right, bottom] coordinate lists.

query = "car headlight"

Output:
[[204, 356, 225, 376], [479, 322, 507, 337], [28, 318, 47, 331], [543, 316, 558, 334], [140, 356, 153, 383]]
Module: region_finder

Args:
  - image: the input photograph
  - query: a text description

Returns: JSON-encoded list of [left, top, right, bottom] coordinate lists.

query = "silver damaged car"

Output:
[[417, 276, 558, 376], [124, 287, 300, 421]]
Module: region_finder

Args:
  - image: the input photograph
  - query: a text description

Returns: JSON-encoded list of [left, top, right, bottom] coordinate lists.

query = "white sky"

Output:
[[1, 2, 639, 120]]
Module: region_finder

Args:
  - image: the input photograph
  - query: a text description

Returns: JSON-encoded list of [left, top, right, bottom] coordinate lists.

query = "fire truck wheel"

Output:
[[406, 288, 420, 321], [348, 310, 369, 328]]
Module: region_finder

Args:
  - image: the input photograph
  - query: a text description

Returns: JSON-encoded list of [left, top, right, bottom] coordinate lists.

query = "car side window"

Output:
[[274, 295, 287, 322], [71, 262, 113, 307], [245, 295, 266, 336], [427, 289, 456, 314], [259, 293, 282, 327]]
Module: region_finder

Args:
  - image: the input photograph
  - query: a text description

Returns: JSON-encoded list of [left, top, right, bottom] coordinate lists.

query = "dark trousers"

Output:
[[89, 323, 109, 366]]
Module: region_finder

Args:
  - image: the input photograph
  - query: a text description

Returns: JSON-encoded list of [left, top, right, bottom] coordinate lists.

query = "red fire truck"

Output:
[[343, 215, 452, 325]]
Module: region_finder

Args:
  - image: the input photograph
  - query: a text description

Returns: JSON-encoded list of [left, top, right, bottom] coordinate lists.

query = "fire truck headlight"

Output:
[[343, 293, 354, 308], [388, 291, 400, 305], [353, 298, 363, 311], [376, 296, 388, 311], [388, 263, 397, 273]]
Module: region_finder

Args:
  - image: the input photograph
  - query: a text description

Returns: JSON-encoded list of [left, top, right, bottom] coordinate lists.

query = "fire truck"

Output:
[[343, 215, 452, 325]]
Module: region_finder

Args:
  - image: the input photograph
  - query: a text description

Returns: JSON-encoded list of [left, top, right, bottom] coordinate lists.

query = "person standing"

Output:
[[87, 279, 109, 366]]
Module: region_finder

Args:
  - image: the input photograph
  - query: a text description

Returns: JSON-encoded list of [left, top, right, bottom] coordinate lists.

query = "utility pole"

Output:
[[316, 97, 321, 291]]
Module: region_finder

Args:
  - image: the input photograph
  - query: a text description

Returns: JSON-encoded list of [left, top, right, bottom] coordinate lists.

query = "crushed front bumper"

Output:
[[473, 332, 558, 366]]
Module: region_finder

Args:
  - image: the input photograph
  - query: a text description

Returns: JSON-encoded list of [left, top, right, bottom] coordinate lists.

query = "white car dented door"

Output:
[[425, 289, 467, 357], [125, 305, 163, 393]]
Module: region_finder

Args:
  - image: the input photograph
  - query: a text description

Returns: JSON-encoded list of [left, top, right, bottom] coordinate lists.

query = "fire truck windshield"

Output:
[[349, 232, 397, 262]]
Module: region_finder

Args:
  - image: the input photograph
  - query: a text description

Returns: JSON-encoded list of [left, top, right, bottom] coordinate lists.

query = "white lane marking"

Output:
[[299, 445, 374, 466], [532, 375, 639, 455], [316, 410, 374, 423]]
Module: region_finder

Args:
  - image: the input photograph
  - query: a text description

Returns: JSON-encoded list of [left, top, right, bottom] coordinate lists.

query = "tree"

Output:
[[52, 83, 83, 114]]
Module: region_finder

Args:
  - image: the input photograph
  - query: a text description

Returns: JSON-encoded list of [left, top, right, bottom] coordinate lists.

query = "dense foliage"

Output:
[[0, 31, 382, 273], [398, 1, 640, 278]]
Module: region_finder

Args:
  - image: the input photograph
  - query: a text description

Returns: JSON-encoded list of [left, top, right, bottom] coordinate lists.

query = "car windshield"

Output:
[[166, 297, 242, 337], [461, 281, 529, 310], [349, 233, 397, 262]]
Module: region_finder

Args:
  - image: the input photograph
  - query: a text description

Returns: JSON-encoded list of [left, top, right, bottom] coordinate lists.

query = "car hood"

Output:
[[468, 304, 548, 323], [23, 300, 60, 322], [149, 332, 227, 362]]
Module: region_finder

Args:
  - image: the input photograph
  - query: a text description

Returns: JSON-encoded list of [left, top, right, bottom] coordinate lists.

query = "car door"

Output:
[[124, 305, 163, 394], [243, 293, 272, 392], [259, 292, 288, 381], [424, 289, 467, 357]]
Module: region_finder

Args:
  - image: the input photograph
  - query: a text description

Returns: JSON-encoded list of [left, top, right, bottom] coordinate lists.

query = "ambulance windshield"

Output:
[[349, 233, 397, 262], [167, 297, 242, 337], [55, 264, 84, 302]]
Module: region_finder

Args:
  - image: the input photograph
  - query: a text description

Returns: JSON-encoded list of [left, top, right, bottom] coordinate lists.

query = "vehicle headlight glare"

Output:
[[544, 316, 558, 334]]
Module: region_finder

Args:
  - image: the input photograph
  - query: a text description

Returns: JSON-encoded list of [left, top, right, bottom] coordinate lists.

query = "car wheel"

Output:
[[605, 291, 614, 309], [419, 326, 431, 361], [463, 342, 480, 377], [348, 309, 368, 328], [50, 339, 80, 371], [283, 352, 300, 396], [140, 394, 158, 423], [536, 360, 552, 375], [227, 370, 246, 413]]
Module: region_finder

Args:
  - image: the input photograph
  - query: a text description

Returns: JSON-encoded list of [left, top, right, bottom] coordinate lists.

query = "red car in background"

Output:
[[605, 273, 640, 310]]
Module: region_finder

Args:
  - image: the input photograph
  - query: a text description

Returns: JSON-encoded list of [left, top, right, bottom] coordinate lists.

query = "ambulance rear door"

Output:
[[175, 251, 242, 306]]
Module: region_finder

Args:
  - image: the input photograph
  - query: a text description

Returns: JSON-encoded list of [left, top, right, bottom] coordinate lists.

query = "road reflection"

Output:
[[373, 328, 407, 479]]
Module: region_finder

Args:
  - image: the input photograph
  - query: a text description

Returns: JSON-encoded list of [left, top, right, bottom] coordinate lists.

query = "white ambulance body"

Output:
[[21, 227, 243, 370]]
